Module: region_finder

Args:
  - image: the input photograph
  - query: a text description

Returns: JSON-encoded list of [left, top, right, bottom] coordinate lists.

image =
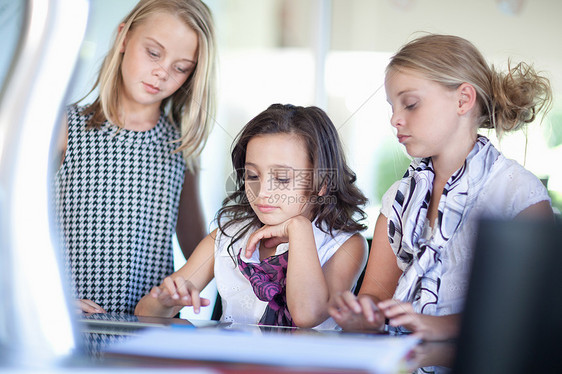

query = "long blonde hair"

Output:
[[81, 0, 216, 171], [387, 34, 552, 137]]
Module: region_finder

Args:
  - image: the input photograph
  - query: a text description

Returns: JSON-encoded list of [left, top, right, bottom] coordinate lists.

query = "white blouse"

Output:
[[380, 155, 550, 315], [214, 219, 354, 329]]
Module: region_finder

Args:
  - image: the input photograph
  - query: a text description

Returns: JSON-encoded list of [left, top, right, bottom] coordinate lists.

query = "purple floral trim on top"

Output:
[[237, 250, 294, 327]]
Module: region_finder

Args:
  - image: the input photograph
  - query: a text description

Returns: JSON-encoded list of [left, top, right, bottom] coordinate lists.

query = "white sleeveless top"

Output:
[[380, 155, 550, 315], [214, 220, 354, 329]]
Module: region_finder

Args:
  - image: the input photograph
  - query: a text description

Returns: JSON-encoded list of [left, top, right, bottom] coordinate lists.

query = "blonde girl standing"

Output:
[[55, 0, 216, 315]]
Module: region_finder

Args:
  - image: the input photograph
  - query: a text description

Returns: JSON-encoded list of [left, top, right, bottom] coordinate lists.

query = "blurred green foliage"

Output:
[[543, 107, 562, 215], [549, 190, 562, 215], [544, 109, 562, 148], [373, 139, 411, 203]]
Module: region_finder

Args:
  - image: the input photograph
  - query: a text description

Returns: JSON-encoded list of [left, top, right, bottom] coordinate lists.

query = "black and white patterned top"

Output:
[[55, 105, 186, 314]]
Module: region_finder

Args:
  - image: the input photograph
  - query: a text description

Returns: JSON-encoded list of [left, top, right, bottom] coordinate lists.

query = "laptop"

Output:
[[79, 312, 219, 335], [453, 217, 562, 373]]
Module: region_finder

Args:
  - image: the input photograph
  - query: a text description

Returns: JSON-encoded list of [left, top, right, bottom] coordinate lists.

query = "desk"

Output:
[[77, 314, 453, 374]]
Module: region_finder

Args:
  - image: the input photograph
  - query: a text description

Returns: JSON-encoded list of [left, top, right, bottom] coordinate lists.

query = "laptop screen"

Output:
[[454, 217, 562, 373]]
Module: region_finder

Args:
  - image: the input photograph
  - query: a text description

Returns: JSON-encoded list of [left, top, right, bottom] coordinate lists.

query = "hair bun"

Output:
[[489, 61, 552, 134]]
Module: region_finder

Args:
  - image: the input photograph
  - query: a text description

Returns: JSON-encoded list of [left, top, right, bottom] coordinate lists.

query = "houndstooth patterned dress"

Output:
[[55, 105, 186, 314]]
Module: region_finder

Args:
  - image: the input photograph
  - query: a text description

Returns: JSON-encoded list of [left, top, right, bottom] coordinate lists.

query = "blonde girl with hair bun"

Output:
[[383, 33, 551, 136], [55, 0, 216, 315], [330, 34, 553, 344]]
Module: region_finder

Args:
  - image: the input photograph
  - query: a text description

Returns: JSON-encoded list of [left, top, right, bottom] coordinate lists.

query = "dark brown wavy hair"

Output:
[[216, 104, 367, 258]]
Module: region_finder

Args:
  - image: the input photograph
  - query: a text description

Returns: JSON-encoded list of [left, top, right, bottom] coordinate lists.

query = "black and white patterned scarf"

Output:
[[388, 136, 499, 329]]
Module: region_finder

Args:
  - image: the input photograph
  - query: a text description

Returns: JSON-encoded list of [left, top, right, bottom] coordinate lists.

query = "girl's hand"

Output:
[[377, 299, 460, 341], [76, 299, 106, 314], [245, 219, 293, 258], [328, 291, 385, 332], [405, 341, 457, 370], [150, 275, 210, 314], [245, 216, 313, 258]]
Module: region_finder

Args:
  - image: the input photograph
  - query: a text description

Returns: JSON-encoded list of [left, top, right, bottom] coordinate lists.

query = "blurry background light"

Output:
[[0, 0, 89, 367], [497, 0, 525, 15]]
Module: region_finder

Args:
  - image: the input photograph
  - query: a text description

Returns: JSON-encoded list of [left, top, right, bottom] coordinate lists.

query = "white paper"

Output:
[[105, 326, 419, 373]]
